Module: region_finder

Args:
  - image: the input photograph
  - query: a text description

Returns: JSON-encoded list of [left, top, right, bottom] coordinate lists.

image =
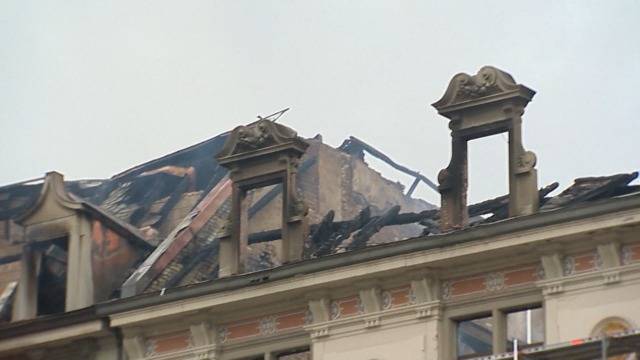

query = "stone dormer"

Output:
[[216, 120, 310, 277], [12, 172, 150, 321], [432, 66, 539, 231]]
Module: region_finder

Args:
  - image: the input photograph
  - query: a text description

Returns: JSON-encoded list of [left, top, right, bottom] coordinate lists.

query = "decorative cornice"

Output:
[[216, 120, 308, 162], [304, 301, 441, 340], [538, 262, 640, 297], [432, 66, 535, 114]]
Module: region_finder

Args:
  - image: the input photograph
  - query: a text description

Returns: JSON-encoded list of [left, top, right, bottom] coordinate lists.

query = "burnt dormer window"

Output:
[[36, 237, 68, 316]]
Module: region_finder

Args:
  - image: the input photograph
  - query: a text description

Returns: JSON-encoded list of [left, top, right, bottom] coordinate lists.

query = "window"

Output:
[[457, 315, 493, 359], [454, 304, 544, 358], [36, 237, 68, 316], [275, 348, 311, 360], [506, 306, 544, 350]]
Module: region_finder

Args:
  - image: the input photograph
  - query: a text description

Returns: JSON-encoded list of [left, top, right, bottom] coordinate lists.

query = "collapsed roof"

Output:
[[1, 125, 638, 308], [1, 65, 639, 315]]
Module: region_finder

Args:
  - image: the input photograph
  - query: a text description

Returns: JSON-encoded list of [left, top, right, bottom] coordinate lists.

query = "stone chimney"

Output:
[[432, 66, 539, 232], [216, 120, 309, 277]]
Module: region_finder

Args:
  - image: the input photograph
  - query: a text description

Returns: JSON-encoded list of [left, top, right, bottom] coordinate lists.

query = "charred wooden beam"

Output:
[[339, 136, 438, 193], [152, 175, 191, 228], [348, 205, 401, 250], [482, 182, 559, 222], [306, 210, 335, 256], [313, 206, 371, 256]]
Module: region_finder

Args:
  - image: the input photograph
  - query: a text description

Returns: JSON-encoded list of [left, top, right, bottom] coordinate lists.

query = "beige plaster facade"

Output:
[[0, 66, 639, 360]]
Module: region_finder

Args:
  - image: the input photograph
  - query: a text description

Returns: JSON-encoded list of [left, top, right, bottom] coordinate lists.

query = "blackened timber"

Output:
[[248, 207, 440, 250], [153, 175, 191, 228], [321, 206, 372, 256], [469, 182, 560, 219], [348, 205, 401, 250], [306, 210, 335, 256], [338, 136, 438, 192]]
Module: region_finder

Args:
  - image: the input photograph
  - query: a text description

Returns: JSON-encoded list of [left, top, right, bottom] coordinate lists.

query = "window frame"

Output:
[[503, 304, 544, 351], [221, 334, 310, 360], [444, 292, 544, 359], [455, 312, 494, 359]]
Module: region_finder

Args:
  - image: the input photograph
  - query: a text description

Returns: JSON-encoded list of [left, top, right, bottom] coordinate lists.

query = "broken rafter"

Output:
[[246, 206, 440, 257], [338, 136, 438, 194], [347, 205, 401, 250]]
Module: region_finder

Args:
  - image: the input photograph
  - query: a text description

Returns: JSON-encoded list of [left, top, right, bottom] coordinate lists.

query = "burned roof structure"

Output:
[[0, 65, 639, 360]]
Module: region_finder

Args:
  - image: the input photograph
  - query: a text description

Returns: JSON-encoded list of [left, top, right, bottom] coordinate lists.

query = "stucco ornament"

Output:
[[259, 316, 277, 336], [217, 119, 299, 158], [485, 272, 505, 292], [432, 66, 520, 108], [381, 291, 392, 310]]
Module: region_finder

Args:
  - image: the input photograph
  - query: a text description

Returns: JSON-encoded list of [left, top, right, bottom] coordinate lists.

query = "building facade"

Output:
[[0, 67, 638, 360]]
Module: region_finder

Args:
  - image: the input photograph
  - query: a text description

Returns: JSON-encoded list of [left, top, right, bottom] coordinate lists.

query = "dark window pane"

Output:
[[278, 349, 311, 360], [457, 316, 493, 358], [506, 307, 544, 350]]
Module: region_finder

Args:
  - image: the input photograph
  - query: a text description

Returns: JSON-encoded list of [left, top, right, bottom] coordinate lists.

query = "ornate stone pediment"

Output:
[[432, 66, 525, 110], [216, 119, 302, 160]]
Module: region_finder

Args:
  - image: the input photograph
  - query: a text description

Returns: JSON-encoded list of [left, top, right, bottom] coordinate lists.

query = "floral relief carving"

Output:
[[381, 291, 392, 310], [408, 288, 417, 304], [484, 272, 505, 292], [330, 300, 340, 320], [595, 251, 604, 270], [259, 316, 277, 336], [218, 327, 229, 344], [304, 309, 314, 325], [535, 264, 546, 281], [441, 282, 452, 300]]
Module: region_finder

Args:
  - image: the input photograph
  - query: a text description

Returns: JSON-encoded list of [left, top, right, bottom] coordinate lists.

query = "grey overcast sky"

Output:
[[1, 1, 639, 204]]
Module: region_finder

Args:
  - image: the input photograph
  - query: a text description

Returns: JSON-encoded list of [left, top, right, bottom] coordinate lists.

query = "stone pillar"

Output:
[[432, 66, 539, 231], [438, 136, 468, 231], [66, 215, 95, 311], [508, 109, 539, 216], [12, 246, 40, 321], [281, 157, 308, 263]]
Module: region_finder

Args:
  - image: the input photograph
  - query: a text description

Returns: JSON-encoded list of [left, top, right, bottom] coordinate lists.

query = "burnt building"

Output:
[[0, 67, 639, 360]]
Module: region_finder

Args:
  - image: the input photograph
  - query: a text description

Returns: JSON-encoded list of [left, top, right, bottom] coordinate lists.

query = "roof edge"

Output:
[[96, 191, 640, 317]]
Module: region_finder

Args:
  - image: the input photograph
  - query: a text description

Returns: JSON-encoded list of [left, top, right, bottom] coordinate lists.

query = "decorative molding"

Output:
[[484, 272, 505, 292], [329, 296, 361, 320], [216, 120, 301, 159], [415, 303, 440, 319], [440, 263, 539, 300], [562, 251, 598, 276], [218, 309, 307, 344], [364, 316, 381, 328], [538, 262, 640, 297], [304, 301, 442, 340], [310, 326, 330, 339], [602, 271, 621, 285], [542, 283, 564, 296], [432, 66, 523, 110]]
